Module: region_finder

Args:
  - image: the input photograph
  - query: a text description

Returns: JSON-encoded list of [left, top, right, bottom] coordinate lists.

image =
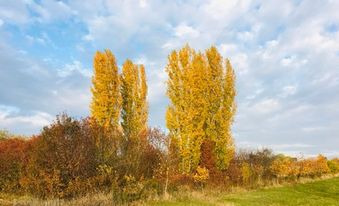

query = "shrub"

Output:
[[298, 155, 330, 178], [226, 159, 242, 185], [313, 155, 330, 176], [271, 156, 293, 179], [0, 129, 10, 140], [24, 114, 98, 198], [139, 128, 166, 179], [193, 166, 209, 187], [112, 175, 159, 204], [0, 137, 33, 193], [241, 162, 251, 184], [327, 158, 339, 174]]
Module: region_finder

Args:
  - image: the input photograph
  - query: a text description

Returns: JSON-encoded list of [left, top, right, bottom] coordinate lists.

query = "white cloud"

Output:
[[134, 56, 152, 66], [148, 68, 167, 104], [246, 88, 263, 100], [30, 0, 75, 22], [219, 44, 249, 75], [82, 34, 93, 41], [202, 0, 250, 21], [302, 126, 326, 132], [0, 105, 53, 134], [270, 143, 314, 149], [139, 0, 147, 8], [279, 85, 297, 98], [281, 55, 295, 66], [0, 41, 92, 135], [219, 43, 238, 55], [162, 42, 175, 50], [25, 35, 46, 45], [174, 23, 200, 38], [237, 31, 254, 41], [57, 61, 92, 78], [252, 99, 280, 114], [0, 1, 31, 24]]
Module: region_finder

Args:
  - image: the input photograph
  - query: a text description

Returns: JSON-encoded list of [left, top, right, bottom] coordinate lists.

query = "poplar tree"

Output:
[[166, 45, 236, 173], [120, 60, 148, 140], [90, 50, 121, 129], [90, 50, 121, 163], [120, 60, 148, 174], [214, 59, 236, 170]]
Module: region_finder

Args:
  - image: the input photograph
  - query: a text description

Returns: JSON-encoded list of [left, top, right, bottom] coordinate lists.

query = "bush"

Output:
[[1, 114, 337, 200], [226, 159, 242, 185], [112, 175, 161, 204], [231, 149, 276, 185], [0, 129, 10, 140], [241, 162, 251, 184], [327, 158, 339, 174], [271, 156, 294, 179], [193, 166, 209, 187], [0, 137, 33, 193], [298, 155, 330, 178], [24, 114, 98, 198]]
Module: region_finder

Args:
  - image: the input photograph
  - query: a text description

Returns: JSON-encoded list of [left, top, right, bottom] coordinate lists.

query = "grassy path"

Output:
[[150, 177, 339, 206]]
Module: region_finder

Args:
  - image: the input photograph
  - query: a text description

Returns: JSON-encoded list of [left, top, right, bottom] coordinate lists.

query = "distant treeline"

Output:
[[0, 45, 338, 204]]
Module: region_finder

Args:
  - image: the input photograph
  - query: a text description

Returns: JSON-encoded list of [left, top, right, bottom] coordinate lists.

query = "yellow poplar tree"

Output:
[[214, 59, 236, 170], [166, 45, 236, 173], [90, 49, 122, 163], [90, 50, 121, 129], [120, 60, 148, 141]]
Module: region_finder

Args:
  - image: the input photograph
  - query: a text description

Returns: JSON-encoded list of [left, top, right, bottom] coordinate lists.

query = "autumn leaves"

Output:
[[90, 50, 149, 175], [91, 45, 236, 175], [91, 50, 148, 138]]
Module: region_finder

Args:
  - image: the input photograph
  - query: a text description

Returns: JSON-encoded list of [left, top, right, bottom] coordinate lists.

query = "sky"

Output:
[[0, 0, 338, 157]]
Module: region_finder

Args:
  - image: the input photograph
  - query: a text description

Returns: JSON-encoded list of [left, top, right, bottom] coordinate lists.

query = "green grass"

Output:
[[150, 177, 339, 206]]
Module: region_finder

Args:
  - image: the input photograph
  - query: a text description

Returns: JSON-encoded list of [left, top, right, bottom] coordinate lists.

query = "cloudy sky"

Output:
[[0, 0, 338, 157]]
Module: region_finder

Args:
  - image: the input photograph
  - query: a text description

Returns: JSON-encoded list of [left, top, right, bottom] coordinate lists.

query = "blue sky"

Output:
[[0, 0, 338, 157]]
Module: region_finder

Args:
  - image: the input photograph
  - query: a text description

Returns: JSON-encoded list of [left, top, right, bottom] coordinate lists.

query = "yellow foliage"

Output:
[[120, 60, 148, 175], [241, 162, 251, 184], [166, 45, 236, 173], [90, 50, 121, 129], [327, 158, 339, 174], [193, 166, 209, 183], [271, 156, 294, 178], [121, 60, 148, 141]]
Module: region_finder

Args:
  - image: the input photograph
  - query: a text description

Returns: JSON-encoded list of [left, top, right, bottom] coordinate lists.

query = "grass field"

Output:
[[150, 177, 339, 206], [1, 177, 338, 205]]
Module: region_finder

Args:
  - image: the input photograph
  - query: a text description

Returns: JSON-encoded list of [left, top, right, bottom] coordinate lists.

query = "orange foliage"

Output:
[[0, 137, 35, 192]]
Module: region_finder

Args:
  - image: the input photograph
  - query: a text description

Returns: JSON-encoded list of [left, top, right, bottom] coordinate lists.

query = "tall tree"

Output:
[[166, 45, 236, 173], [120, 60, 148, 140], [90, 50, 121, 129], [120, 60, 148, 174], [214, 59, 236, 170], [90, 50, 121, 164]]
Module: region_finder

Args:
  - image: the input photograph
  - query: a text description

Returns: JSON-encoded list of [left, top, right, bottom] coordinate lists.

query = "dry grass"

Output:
[[0, 192, 113, 206], [1, 174, 338, 205]]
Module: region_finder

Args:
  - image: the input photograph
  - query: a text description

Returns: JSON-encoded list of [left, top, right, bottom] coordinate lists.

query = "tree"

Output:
[[120, 60, 148, 175], [90, 50, 122, 164], [166, 45, 236, 173], [90, 49, 121, 129]]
